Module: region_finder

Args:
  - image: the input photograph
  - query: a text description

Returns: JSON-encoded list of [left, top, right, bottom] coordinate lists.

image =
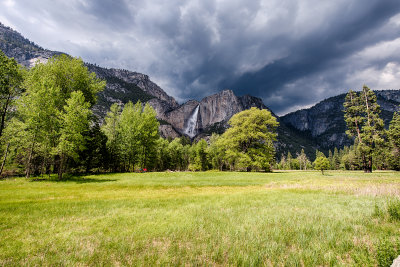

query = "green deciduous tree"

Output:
[[0, 52, 23, 139], [8, 55, 105, 178], [56, 91, 91, 179], [137, 103, 160, 169], [217, 107, 278, 172], [102, 101, 160, 172], [102, 103, 122, 172], [207, 133, 225, 171], [344, 86, 384, 172], [314, 156, 329, 175], [0, 51, 24, 139], [189, 139, 208, 171], [118, 101, 142, 171], [25, 54, 105, 108], [0, 52, 24, 175], [296, 149, 310, 170]]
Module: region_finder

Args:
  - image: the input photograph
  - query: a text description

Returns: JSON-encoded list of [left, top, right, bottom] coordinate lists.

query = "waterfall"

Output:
[[184, 105, 200, 138]]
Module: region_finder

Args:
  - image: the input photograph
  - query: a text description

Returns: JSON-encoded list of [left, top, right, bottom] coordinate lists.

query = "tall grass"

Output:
[[0, 171, 399, 265]]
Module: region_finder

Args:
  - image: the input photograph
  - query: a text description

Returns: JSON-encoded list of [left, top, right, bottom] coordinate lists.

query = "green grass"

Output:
[[1, 171, 400, 266]]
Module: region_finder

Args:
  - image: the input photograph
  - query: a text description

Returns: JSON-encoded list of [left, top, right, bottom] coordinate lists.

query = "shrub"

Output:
[[376, 237, 400, 267]]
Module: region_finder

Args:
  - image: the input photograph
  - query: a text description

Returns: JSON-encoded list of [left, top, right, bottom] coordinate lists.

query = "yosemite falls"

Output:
[[184, 105, 200, 138]]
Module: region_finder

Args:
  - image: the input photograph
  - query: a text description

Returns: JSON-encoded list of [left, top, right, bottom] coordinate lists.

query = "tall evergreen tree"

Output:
[[344, 86, 384, 172], [388, 110, 400, 170]]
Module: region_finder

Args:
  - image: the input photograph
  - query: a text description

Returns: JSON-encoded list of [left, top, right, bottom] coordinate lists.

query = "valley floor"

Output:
[[1, 171, 400, 266]]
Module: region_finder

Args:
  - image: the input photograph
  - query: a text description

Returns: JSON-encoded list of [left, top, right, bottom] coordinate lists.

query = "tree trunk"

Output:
[[365, 156, 373, 173], [0, 143, 10, 176], [26, 141, 35, 179], [0, 94, 11, 139], [85, 154, 92, 173], [58, 154, 64, 180], [363, 89, 371, 127]]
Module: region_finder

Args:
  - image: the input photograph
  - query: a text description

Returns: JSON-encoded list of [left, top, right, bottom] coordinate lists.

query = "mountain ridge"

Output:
[[281, 90, 400, 150], [1, 21, 399, 159]]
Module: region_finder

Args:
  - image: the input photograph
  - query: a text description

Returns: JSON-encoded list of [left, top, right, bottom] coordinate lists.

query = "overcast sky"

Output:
[[1, 0, 400, 115]]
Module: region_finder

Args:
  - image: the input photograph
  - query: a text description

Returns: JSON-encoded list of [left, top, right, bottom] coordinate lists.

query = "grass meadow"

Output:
[[1, 171, 400, 266]]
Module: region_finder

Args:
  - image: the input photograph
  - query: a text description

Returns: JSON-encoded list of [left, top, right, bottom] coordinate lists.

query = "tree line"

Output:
[[0, 52, 279, 178], [0, 51, 399, 179]]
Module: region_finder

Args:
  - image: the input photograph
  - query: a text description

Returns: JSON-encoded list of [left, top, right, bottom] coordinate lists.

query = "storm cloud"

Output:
[[1, 0, 400, 114]]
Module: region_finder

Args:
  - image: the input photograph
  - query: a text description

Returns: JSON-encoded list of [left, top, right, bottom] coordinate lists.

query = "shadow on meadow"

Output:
[[30, 175, 117, 184]]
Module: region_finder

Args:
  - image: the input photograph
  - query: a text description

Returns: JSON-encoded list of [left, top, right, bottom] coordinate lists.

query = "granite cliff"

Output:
[[160, 90, 268, 137]]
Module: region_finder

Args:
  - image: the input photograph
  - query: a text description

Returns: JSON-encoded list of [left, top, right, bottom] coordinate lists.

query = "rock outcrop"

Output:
[[0, 22, 61, 67], [86, 65, 178, 110]]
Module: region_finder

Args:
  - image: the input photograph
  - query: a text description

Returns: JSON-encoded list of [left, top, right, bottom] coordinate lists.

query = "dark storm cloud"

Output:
[[222, 0, 400, 114], [1, 0, 400, 114]]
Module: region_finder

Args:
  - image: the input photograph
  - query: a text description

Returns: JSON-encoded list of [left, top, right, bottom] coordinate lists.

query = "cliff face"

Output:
[[281, 90, 400, 150], [198, 90, 242, 129], [164, 100, 200, 134], [159, 90, 269, 138]]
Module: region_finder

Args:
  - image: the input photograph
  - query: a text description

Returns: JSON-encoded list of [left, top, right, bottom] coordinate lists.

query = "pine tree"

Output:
[[328, 150, 333, 170], [333, 148, 340, 170], [388, 110, 400, 170], [286, 152, 293, 170], [343, 86, 384, 172]]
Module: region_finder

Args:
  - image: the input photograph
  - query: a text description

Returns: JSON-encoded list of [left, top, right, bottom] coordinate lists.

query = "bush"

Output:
[[376, 237, 400, 267]]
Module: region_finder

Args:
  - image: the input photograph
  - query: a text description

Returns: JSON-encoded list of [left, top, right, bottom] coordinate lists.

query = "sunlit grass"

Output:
[[0, 171, 399, 265]]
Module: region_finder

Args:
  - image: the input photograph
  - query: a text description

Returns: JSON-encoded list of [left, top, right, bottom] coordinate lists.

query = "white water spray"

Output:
[[184, 105, 200, 138]]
